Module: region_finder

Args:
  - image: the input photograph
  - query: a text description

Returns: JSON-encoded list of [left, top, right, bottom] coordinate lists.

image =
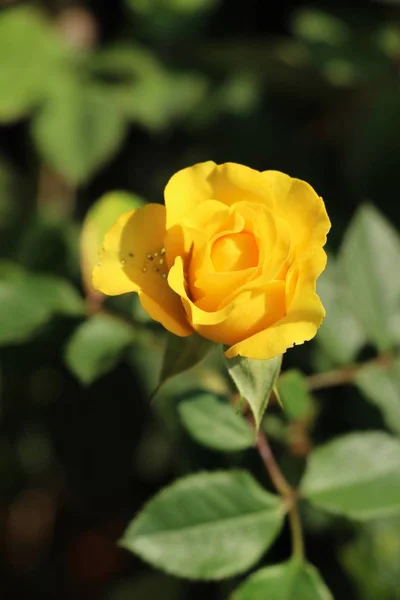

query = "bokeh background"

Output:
[[2, 0, 400, 598]]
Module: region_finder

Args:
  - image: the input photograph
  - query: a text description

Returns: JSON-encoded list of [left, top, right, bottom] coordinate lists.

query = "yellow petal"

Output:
[[225, 253, 326, 359], [187, 202, 246, 307], [93, 204, 192, 337], [263, 171, 331, 257], [164, 161, 216, 230], [196, 281, 286, 346], [193, 268, 258, 312], [168, 256, 233, 326], [186, 200, 288, 312], [164, 162, 275, 229], [208, 163, 274, 208], [139, 291, 192, 337]]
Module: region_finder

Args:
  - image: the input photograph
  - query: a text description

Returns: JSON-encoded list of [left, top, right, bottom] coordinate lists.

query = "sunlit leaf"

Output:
[[0, 6, 64, 121], [232, 559, 332, 600], [91, 45, 207, 131], [32, 74, 127, 183], [317, 257, 366, 364], [178, 393, 254, 452], [339, 205, 400, 352], [355, 360, 400, 435], [302, 432, 400, 520], [120, 470, 285, 580], [226, 354, 282, 430]]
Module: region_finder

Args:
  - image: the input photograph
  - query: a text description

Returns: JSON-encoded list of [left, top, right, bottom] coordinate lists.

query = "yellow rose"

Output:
[[92, 162, 330, 359]]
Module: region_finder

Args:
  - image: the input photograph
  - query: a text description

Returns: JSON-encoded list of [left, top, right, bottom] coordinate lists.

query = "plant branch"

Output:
[[306, 353, 393, 392], [250, 416, 304, 559], [287, 502, 304, 559], [254, 422, 292, 498]]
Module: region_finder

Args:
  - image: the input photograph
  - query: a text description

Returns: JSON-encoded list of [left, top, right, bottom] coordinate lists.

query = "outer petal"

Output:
[[195, 281, 286, 346], [208, 163, 274, 208], [225, 251, 327, 359], [164, 162, 275, 229], [92, 204, 192, 337], [164, 161, 216, 230], [139, 292, 191, 337], [263, 170, 331, 257]]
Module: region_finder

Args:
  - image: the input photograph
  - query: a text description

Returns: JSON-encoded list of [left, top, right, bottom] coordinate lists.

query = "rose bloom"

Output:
[[93, 162, 330, 359]]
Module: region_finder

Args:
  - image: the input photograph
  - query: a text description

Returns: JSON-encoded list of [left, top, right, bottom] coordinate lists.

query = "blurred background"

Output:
[[1, 0, 400, 598]]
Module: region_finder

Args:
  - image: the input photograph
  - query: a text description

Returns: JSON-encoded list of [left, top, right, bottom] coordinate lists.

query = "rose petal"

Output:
[[92, 204, 192, 337], [225, 252, 327, 359], [164, 162, 275, 230], [263, 171, 331, 257], [168, 256, 233, 326], [196, 280, 286, 346], [164, 161, 216, 230]]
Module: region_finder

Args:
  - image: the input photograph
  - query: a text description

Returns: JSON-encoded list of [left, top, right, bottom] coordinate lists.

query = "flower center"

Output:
[[210, 232, 259, 272]]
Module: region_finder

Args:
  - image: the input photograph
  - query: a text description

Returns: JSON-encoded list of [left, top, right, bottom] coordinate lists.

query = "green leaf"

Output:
[[81, 191, 145, 292], [65, 314, 135, 385], [32, 75, 127, 184], [375, 25, 400, 58], [91, 45, 207, 132], [232, 560, 332, 600], [278, 370, 313, 420], [225, 354, 282, 430], [0, 7, 64, 121], [152, 332, 214, 398], [301, 432, 400, 520], [340, 515, 400, 600], [178, 393, 254, 452], [316, 257, 366, 364], [126, 0, 219, 42], [355, 360, 400, 435], [124, 70, 207, 132], [291, 9, 350, 46], [35, 276, 84, 317], [0, 263, 84, 346], [339, 205, 400, 352], [120, 470, 285, 580]]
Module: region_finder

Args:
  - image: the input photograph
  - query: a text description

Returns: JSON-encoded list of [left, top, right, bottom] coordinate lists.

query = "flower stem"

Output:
[[255, 425, 292, 498], [252, 418, 304, 560], [287, 501, 304, 559]]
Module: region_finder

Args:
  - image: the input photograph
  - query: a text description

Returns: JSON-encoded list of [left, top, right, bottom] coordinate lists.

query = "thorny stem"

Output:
[[251, 416, 304, 559]]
